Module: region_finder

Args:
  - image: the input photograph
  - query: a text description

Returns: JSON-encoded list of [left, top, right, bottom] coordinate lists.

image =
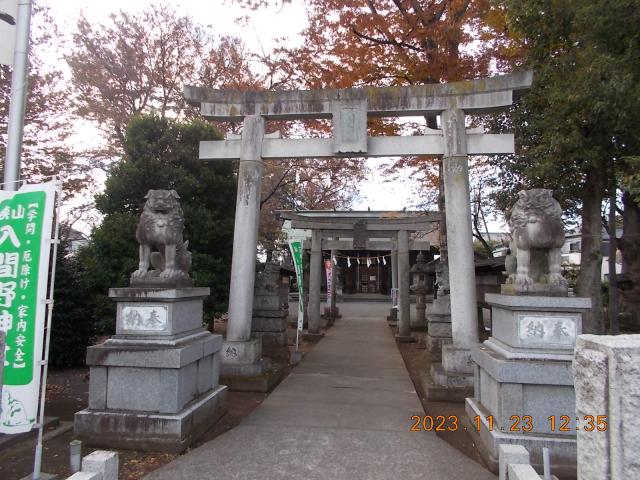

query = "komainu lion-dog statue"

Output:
[[504, 189, 567, 294], [130, 189, 192, 287]]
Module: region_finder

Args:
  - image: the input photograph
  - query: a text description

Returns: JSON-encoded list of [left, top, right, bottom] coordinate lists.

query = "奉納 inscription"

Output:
[[518, 314, 577, 346], [121, 305, 168, 331]]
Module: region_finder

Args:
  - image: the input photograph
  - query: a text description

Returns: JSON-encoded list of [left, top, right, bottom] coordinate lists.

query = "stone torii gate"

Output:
[[280, 211, 437, 340], [185, 71, 532, 383]]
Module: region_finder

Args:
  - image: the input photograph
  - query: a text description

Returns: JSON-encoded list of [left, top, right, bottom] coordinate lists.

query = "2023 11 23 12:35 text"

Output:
[[409, 415, 608, 433]]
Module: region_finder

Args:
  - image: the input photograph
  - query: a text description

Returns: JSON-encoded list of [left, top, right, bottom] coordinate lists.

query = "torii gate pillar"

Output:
[[428, 108, 478, 399], [219, 115, 275, 383], [396, 230, 414, 342]]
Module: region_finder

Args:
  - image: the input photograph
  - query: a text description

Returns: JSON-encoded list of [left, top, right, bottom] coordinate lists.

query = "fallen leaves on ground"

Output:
[[119, 452, 178, 480]]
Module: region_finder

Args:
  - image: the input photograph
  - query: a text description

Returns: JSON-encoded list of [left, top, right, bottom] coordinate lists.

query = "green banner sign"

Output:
[[0, 182, 56, 434], [288, 239, 304, 331]]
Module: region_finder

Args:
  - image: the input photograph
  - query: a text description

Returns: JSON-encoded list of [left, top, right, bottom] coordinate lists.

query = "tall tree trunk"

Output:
[[618, 190, 640, 331], [576, 170, 605, 334]]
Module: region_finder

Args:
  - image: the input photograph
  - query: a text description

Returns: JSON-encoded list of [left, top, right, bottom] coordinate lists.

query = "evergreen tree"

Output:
[[490, 0, 640, 333], [77, 115, 236, 334], [49, 232, 93, 367]]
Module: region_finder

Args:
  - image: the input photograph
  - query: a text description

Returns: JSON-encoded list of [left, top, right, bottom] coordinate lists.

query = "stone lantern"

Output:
[[410, 251, 430, 329]]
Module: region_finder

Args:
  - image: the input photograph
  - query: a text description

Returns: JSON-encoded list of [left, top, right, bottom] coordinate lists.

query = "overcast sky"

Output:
[[47, 0, 308, 53], [36, 0, 508, 227]]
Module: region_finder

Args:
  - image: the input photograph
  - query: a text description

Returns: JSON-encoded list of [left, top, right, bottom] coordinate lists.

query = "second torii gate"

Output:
[[279, 211, 437, 340], [185, 71, 532, 384]]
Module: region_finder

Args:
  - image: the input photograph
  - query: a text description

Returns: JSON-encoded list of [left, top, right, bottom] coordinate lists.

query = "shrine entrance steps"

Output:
[[144, 302, 495, 480]]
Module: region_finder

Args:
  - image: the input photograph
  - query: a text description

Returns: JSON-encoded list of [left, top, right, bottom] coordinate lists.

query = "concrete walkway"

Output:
[[145, 302, 496, 480]]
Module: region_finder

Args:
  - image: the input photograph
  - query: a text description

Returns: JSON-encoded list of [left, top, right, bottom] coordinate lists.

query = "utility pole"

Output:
[[3, 0, 33, 191]]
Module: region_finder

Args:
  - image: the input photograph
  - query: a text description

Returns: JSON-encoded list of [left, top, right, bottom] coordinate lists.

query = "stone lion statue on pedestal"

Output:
[[130, 189, 192, 287], [504, 189, 567, 295]]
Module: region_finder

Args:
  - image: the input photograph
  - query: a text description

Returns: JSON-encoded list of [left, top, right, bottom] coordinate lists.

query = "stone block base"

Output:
[[465, 397, 576, 478], [219, 337, 287, 391], [220, 357, 272, 377], [426, 335, 452, 353], [473, 343, 577, 435], [424, 364, 473, 403], [426, 345, 474, 403], [252, 315, 287, 332], [469, 339, 578, 478], [260, 340, 290, 363], [426, 295, 452, 355], [430, 363, 473, 388], [428, 322, 452, 338], [442, 345, 474, 374], [220, 338, 262, 365], [75, 386, 227, 453], [251, 314, 289, 361], [253, 330, 287, 348], [86, 334, 222, 414], [424, 363, 473, 403], [410, 322, 427, 331], [220, 363, 286, 393]]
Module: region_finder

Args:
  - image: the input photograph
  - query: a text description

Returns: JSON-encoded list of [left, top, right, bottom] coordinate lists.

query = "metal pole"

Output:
[[608, 170, 619, 335], [32, 180, 62, 480], [69, 440, 82, 473], [3, 0, 33, 191], [542, 447, 551, 480]]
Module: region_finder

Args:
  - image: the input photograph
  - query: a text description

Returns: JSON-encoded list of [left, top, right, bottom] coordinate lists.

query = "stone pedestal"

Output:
[[410, 251, 429, 330], [426, 295, 452, 353], [410, 291, 428, 330], [465, 293, 591, 478], [220, 338, 272, 377], [223, 261, 287, 392], [74, 288, 227, 453], [427, 344, 474, 402], [222, 326, 285, 393], [251, 263, 289, 360], [252, 313, 287, 352]]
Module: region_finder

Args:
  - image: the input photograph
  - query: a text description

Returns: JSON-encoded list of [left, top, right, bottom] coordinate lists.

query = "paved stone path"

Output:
[[145, 303, 496, 480]]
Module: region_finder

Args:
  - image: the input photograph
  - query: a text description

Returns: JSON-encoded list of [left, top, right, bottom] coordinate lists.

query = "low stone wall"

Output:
[[67, 450, 118, 480], [574, 334, 640, 480], [498, 444, 559, 480]]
